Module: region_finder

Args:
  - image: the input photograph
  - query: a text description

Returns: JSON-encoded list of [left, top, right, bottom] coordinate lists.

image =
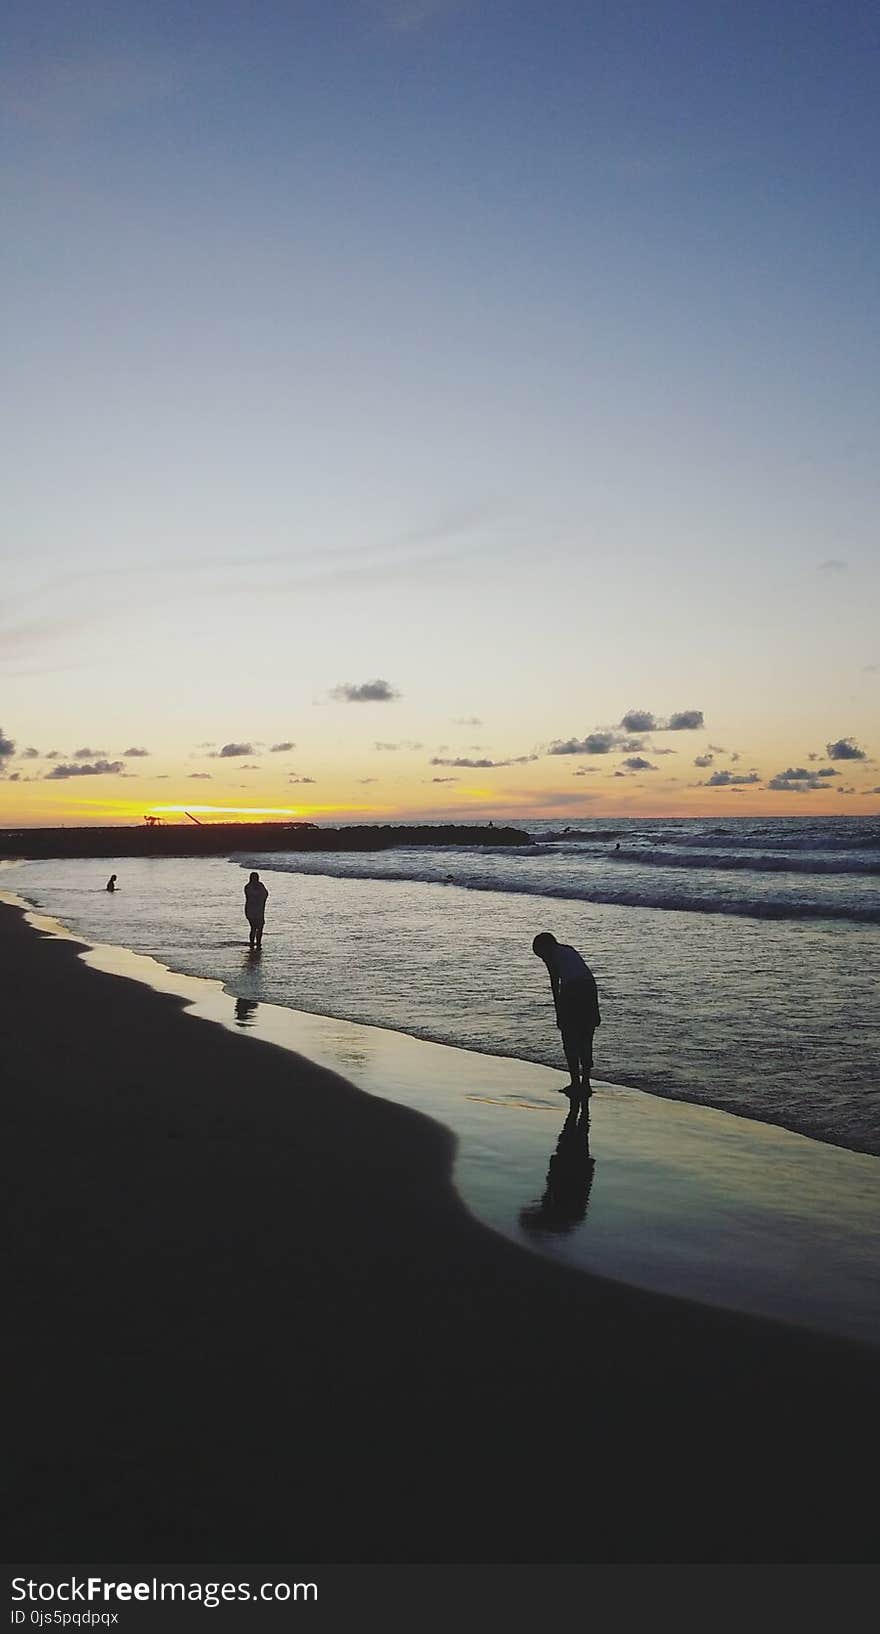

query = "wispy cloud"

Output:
[[45, 759, 125, 780]]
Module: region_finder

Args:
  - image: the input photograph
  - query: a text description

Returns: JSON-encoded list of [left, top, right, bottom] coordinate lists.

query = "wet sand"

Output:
[[3, 900, 878, 1563]]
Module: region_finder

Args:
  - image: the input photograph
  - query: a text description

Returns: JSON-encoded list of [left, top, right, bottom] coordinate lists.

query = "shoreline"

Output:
[[5, 890, 880, 1348], [4, 898, 879, 1562]]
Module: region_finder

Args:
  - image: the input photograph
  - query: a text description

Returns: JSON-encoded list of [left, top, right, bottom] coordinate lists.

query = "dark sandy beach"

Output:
[[3, 900, 878, 1564]]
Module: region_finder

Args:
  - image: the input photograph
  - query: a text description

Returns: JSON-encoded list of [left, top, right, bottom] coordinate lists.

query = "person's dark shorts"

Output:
[[557, 983, 596, 1064]]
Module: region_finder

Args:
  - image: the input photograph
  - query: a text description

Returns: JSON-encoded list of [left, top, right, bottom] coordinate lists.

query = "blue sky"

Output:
[[1, 0, 877, 820]]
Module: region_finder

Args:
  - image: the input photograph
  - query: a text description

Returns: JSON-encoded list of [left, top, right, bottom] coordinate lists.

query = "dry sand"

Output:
[[3, 901, 877, 1563]]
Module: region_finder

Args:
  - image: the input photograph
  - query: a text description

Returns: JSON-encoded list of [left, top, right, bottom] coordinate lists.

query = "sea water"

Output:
[[4, 814, 879, 1156]]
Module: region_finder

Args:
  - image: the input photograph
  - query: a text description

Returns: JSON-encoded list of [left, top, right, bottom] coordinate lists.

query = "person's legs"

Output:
[[560, 1023, 581, 1089], [255, 919, 264, 949]]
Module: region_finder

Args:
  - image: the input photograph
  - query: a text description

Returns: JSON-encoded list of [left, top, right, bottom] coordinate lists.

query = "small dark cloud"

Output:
[[430, 753, 538, 769], [701, 770, 760, 787], [22, 746, 40, 759], [0, 727, 15, 768], [122, 746, 150, 757], [331, 679, 400, 703], [729, 751, 741, 763], [188, 773, 212, 780], [289, 776, 316, 785], [620, 710, 656, 733], [357, 777, 378, 784], [374, 740, 423, 751], [431, 776, 458, 783], [44, 750, 62, 759], [808, 752, 819, 761], [708, 744, 726, 754], [548, 733, 616, 756], [240, 764, 260, 770], [694, 753, 714, 768], [818, 559, 848, 574], [211, 742, 256, 758], [73, 746, 106, 759], [826, 737, 866, 761], [617, 737, 644, 753], [572, 768, 598, 777], [621, 756, 656, 772], [270, 741, 295, 753], [768, 767, 836, 791], [817, 767, 839, 778], [666, 710, 704, 731], [45, 759, 125, 779]]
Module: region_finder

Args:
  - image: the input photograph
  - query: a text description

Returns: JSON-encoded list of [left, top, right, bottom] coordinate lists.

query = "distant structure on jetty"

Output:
[[0, 821, 532, 861]]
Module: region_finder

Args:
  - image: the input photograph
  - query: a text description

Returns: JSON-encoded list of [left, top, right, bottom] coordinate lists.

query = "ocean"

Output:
[[4, 813, 879, 1157]]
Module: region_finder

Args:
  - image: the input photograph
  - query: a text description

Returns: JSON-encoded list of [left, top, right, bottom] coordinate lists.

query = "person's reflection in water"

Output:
[[234, 997, 259, 1029], [519, 1105, 595, 1237]]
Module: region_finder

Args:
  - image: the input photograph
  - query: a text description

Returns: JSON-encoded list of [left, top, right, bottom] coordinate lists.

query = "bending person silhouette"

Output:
[[532, 931, 600, 1103], [519, 1104, 595, 1236], [244, 871, 269, 951], [106, 874, 117, 892]]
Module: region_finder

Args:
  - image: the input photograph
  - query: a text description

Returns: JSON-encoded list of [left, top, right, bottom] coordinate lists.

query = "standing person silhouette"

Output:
[[244, 871, 269, 951], [532, 932, 600, 1103]]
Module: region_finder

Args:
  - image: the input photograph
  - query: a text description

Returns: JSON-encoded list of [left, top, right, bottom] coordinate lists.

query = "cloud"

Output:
[[374, 740, 423, 751], [572, 768, 598, 777], [270, 742, 296, 753], [548, 733, 616, 756], [818, 559, 848, 574], [122, 746, 150, 757], [694, 753, 714, 768], [357, 777, 378, 784], [700, 770, 760, 787], [22, 746, 40, 759], [74, 746, 106, 759], [620, 710, 656, 733], [708, 744, 726, 754], [289, 776, 316, 785], [45, 760, 125, 779], [453, 716, 483, 726], [0, 54, 183, 133], [431, 776, 458, 783], [620, 708, 704, 733], [826, 737, 867, 760], [188, 773, 212, 780], [817, 767, 839, 778], [621, 756, 657, 772], [767, 767, 837, 791], [376, 0, 458, 32], [330, 679, 399, 703], [211, 742, 256, 758], [0, 727, 15, 771], [240, 764, 260, 771], [729, 751, 741, 763], [430, 754, 538, 769]]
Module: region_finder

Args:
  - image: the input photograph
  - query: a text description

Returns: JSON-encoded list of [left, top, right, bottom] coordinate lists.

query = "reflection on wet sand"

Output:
[[234, 996, 259, 1028], [519, 1105, 595, 1236]]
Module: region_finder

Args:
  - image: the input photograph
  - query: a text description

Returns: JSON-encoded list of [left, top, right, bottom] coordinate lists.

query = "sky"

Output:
[[1, 0, 878, 824]]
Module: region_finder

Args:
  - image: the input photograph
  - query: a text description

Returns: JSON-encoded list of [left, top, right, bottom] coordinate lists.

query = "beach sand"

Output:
[[3, 900, 878, 1563]]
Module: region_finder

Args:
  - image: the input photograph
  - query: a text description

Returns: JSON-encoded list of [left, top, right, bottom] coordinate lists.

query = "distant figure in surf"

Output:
[[106, 874, 117, 892], [244, 871, 269, 951], [532, 931, 600, 1104]]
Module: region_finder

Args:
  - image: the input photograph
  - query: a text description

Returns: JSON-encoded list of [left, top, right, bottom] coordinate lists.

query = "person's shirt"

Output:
[[244, 880, 268, 916], [549, 943, 600, 1024]]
